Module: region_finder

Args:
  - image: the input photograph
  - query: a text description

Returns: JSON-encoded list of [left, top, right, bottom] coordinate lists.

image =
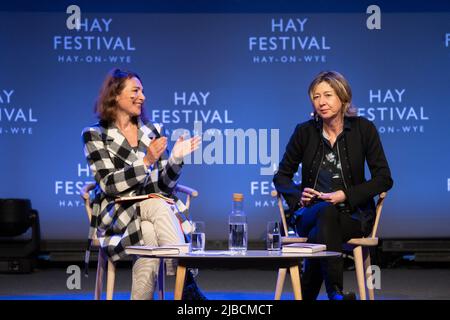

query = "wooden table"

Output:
[[130, 249, 340, 300]]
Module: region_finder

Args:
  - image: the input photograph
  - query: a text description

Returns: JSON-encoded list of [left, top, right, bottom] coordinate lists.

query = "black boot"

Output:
[[182, 269, 208, 300], [321, 256, 354, 300], [328, 285, 356, 300], [301, 259, 323, 300]]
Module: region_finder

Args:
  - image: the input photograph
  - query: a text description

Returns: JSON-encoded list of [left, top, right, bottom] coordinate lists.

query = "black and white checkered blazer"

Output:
[[82, 119, 185, 262]]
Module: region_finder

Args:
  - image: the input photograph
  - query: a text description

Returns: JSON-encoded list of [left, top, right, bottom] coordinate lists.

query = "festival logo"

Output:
[[249, 165, 301, 209], [248, 17, 332, 64], [358, 88, 430, 134], [150, 91, 279, 176], [53, 17, 136, 64], [54, 163, 95, 208], [0, 89, 37, 135]]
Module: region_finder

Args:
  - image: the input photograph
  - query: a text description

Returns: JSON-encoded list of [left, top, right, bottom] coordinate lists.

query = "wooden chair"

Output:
[[343, 192, 386, 300], [271, 190, 308, 300], [271, 190, 387, 300], [81, 183, 199, 300]]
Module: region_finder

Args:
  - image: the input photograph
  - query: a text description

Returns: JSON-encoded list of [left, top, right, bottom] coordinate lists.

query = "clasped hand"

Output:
[[300, 187, 346, 207]]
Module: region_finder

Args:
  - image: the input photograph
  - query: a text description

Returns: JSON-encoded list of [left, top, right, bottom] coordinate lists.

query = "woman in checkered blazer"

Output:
[[82, 68, 203, 299]]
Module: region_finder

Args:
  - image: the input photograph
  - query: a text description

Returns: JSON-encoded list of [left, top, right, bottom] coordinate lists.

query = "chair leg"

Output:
[[94, 250, 106, 300], [158, 259, 165, 300], [289, 265, 303, 300], [363, 248, 375, 300], [274, 268, 287, 300], [174, 265, 187, 300], [106, 258, 116, 300], [353, 246, 366, 300]]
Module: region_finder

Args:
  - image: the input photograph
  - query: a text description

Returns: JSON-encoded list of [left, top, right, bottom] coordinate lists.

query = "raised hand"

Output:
[[171, 135, 202, 161], [144, 137, 167, 167]]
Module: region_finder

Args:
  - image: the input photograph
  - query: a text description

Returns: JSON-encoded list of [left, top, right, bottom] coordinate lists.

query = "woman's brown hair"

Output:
[[94, 68, 147, 123]]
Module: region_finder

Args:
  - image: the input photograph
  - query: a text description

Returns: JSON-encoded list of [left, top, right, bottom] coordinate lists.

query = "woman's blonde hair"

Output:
[[308, 70, 358, 117]]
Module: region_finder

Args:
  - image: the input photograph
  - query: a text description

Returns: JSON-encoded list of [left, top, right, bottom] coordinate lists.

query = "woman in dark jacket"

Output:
[[273, 71, 393, 300]]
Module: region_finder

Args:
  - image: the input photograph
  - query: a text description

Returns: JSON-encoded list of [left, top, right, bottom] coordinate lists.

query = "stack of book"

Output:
[[281, 243, 326, 253]]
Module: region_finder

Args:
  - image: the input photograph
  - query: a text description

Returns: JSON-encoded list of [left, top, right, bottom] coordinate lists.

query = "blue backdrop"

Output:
[[1, 1, 449, 242]]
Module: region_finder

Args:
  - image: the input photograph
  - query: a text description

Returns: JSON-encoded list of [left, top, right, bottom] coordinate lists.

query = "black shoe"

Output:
[[182, 270, 208, 300], [182, 282, 208, 300], [328, 285, 356, 300]]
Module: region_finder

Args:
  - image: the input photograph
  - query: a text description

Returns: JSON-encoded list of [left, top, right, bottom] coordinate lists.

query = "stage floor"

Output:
[[1, 266, 449, 300]]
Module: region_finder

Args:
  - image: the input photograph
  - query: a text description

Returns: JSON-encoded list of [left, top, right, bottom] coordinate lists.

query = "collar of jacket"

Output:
[[98, 119, 161, 165], [313, 116, 353, 132]]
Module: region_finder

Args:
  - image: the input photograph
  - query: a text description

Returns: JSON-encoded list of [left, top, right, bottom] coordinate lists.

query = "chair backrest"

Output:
[[271, 190, 388, 239], [369, 192, 387, 239], [271, 190, 291, 236], [81, 183, 97, 223], [174, 184, 198, 212]]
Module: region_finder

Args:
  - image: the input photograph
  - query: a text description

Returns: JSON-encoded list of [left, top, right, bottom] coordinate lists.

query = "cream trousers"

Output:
[[131, 198, 185, 300]]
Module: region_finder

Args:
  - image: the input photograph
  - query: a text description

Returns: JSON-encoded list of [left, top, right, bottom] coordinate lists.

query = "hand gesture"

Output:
[[144, 137, 167, 167], [319, 190, 346, 205], [171, 135, 202, 161], [300, 187, 322, 207]]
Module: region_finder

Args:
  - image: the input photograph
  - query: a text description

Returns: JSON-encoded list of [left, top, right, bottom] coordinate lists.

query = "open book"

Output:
[[282, 243, 326, 253], [115, 193, 175, 204], [125, 244, 190, 256]]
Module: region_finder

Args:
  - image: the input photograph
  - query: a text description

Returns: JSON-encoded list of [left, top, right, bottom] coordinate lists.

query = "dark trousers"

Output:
[[295, 201, 364, 300]]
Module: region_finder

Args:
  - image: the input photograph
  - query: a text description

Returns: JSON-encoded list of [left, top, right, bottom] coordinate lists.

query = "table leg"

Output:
[[289, 265, 303, 300], [274, 268, 287, 300], [174, 264, 187, 300]]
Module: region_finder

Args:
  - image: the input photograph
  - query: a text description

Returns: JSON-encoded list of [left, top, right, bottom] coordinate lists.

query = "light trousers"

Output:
[[131, 198, 185, 300]]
